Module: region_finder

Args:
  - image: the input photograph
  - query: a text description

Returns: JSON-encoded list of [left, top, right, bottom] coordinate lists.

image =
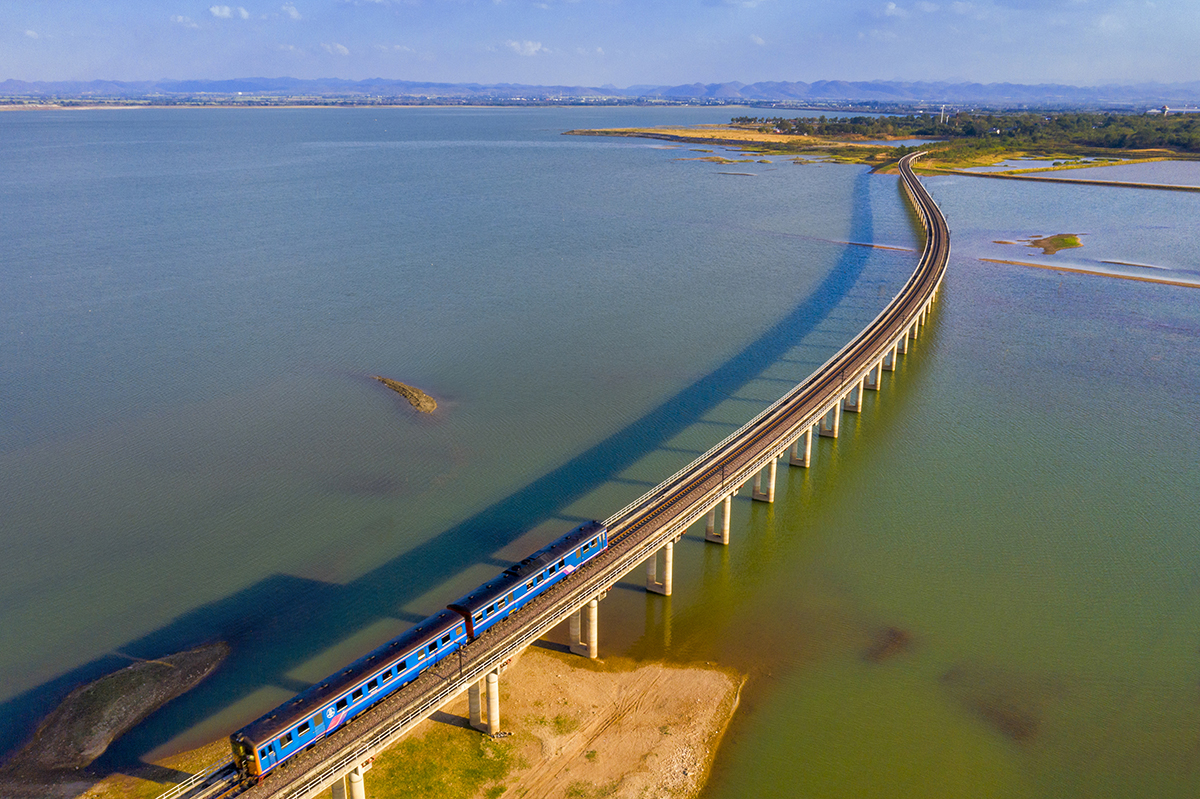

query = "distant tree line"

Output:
[[731, 112, 1200, 153]]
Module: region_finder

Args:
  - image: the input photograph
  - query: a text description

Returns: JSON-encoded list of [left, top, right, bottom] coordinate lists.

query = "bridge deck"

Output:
[[230, 152, 950, 799]]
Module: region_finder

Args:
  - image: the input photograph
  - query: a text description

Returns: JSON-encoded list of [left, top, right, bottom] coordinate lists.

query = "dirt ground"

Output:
[[459, 646, 743, 799], [11, 647, 742, 799]]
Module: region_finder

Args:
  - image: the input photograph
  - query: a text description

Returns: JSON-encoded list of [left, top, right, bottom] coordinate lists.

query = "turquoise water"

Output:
[[685, 175, 1200, 798], [1039, 160, 1200, 186], [3, 110, 1198, 798], [0, 107, 914, 764]]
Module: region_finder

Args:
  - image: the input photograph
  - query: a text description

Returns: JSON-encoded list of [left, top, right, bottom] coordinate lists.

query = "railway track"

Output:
[[164, 151, 948, 799]]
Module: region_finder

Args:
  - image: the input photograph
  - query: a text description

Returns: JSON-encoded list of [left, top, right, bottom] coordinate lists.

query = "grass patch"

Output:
[[346, 722, 519, 799], [565, 779, 620, 798], [552, 714, 580, 735], [1024, 233, 1082, 254]]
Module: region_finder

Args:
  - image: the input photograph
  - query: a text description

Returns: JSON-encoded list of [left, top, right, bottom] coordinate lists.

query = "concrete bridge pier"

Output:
[[819, 402, 842, 438], [897, 330, 909, 354], [646, 539, 675, 595], [789, 426, 813, 467], [705, 494, 733, 544], [751, 459, 778, 502], [865, 361, 882, 391], [348, 766, 366, 799], [332, 764, 368, 799], [883, 344, 898, 372], [843, 378, 866, 412], [469, 670, 502, 735], [569, 598, 600, 659]]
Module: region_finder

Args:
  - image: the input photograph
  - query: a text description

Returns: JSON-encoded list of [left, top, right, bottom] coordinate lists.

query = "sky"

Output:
[[3, 0, 1198, 88]]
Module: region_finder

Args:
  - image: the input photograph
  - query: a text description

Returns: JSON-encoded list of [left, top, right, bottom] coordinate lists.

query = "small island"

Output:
[[372, 375, 438, 414]]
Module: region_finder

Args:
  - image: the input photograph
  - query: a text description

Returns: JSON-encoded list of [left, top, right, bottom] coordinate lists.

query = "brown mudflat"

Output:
[[372, 375, 437, 413]]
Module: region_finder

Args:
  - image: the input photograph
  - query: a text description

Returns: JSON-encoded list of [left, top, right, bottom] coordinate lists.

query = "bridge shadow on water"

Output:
[[0, 170, 893, 780]]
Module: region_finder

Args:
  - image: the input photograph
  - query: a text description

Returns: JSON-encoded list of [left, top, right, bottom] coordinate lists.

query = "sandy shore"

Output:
[[38, 648, 740, 799], [980, 258, 1200, 289], [332, 647, 744, 799]]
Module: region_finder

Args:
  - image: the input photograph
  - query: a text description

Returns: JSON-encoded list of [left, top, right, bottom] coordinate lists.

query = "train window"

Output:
[[417, 649, 426, 660], [536, 574, 545, 584], [336, 698, 348, 711], [352, 688, 363, 701], [525, 579, 535, 590], [298, 721, 310, 735], [427, 641, 437, 653], [497, 598, 506, 610], [280, 732, 293, 748], [259, 748, 268, 759], [441, 634, 451, 645], [473, 612, 483, 622], [558, 558, 566, 569], [381, 670, 393, 683], [368, 679, 378, 691], [549, 565, 557, 575]]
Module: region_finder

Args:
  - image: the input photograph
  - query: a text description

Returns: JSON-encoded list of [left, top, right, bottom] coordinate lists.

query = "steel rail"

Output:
[[172, 152, 948, 799]]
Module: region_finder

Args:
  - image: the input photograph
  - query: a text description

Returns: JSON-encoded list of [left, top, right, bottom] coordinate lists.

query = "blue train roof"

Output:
[[235, 609, 461, 744], [447, 521, 606, 615]]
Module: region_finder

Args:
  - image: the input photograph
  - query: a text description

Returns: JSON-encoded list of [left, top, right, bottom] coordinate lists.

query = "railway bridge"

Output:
[[173, 151, 950, 799]]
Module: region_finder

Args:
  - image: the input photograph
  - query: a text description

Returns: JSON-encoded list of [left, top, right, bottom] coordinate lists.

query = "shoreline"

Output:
[[51, 649, 742, 799], [979, 258, 1200, 288]]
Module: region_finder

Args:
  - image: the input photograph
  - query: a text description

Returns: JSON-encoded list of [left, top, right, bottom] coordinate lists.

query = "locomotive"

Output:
[[230, 520, 608, 783]]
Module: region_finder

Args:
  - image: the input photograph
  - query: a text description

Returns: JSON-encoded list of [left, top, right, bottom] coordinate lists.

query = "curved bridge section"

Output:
[[240, 152, 949, 799]]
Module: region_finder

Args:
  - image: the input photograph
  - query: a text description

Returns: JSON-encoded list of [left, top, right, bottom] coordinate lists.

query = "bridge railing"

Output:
[[607, 152, 945, 535]]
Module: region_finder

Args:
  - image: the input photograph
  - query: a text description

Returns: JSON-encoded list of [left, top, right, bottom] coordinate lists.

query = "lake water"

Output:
[[1051, 159, 1200, 186], [2, 109, 1198, 799]]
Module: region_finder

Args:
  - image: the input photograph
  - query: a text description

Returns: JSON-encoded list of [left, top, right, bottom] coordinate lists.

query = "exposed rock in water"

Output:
[[5, 642, 229, 772], [940, 663, 1064, 743], [372, 375, 437, 413], [862, 626, 913, 663]]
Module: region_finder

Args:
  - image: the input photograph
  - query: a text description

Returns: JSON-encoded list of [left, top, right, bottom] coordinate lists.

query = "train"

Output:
[[229, 520, 608, 784]]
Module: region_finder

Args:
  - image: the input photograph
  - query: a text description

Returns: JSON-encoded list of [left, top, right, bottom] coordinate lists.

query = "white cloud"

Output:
[[209, 5, 249, 18], [750, 34, 766, 45], [506, 39, 548, 56], [916, 1, 938, 10], [24, 29, 39, 39], [322, 42, 351, 55], [171, 15, 200, 28], [282, 4, 302, 19], [884, 2, 909, 17]]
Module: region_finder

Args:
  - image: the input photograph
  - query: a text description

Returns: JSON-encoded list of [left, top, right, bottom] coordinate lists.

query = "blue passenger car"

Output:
[[229, 520, 608, 785], [231, 609, 467, 782], [447, 521, 607, 639]]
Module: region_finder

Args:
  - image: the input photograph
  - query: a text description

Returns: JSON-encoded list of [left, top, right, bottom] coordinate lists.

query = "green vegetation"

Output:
[[565, 779, 620, 798], [553, 713, 581, 735], [1022, 234, 1082, 255], [345, 723, 520, 799], [732, 111, 1200, 153]]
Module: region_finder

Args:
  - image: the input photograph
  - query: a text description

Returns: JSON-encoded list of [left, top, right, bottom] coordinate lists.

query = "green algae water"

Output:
[[3, 111, 1198, 799], [0, 107, 913, 765]]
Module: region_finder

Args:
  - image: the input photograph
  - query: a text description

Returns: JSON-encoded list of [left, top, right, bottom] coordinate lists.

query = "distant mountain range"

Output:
[[5, 77, 1200, 108]]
